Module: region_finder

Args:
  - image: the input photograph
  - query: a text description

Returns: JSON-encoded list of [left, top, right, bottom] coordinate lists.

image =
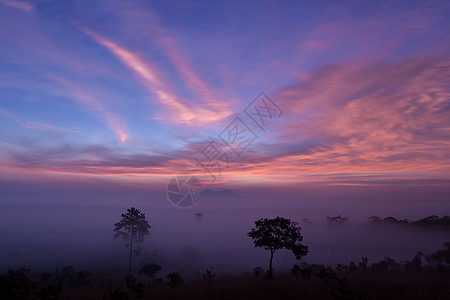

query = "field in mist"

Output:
[[1, 179, 448, 276]]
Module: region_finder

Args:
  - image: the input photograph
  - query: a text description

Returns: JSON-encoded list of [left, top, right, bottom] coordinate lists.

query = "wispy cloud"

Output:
[[53, 77, 128, 143], [0, 107, 76, 132], [82, 27, 232, 126], [3, 56, 450, 186], [153, 32, 231, 114], [233, 55, 450, 181], [0, 0, 33, 12], [3, 140, 194, 179]]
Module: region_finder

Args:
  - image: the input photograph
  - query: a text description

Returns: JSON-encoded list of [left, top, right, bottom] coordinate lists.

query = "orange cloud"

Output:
[[252, 56, 450, 180]]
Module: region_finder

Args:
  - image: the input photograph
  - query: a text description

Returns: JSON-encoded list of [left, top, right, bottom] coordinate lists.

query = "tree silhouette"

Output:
[[202, 267, 216, 283], [167, 272, 183, 286], [247, 216, 308, 278], [326, 215, 349, 225], [114, 207, 151, 274], [0, 268, 35, 299], [139, 263, 161, 283]]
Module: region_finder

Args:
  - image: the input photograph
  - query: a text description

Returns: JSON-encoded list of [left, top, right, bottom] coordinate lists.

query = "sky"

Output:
[[1, 0, 450, 202], [1, 0, 450, 273]]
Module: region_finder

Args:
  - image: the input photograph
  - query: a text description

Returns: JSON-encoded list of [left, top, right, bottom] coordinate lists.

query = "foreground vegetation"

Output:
[[1, 265, 449, 300], [1, 241, 449, 300], [2, 210, 449, 299]]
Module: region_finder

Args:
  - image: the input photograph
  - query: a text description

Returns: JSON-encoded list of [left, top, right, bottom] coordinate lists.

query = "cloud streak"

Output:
[[0, 0, 33, 12], [53, 77, 128, 143], [0, 107, 76, 133], [3, 55, 450, 186], [82, 27, 232, 126], [254, 56, 450, 179]]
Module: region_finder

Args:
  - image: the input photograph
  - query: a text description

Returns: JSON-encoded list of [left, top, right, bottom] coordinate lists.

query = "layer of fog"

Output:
[[1, 179, 449, 278]]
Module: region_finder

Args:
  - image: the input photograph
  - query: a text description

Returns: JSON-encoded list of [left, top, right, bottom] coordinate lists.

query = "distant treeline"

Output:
[[368, 215, 450, 228], [292, 241, 450, 276], [303, 215, 450, 228]]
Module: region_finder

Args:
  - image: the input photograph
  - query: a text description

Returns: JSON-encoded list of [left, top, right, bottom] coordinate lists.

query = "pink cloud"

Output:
[[3, 55, 450, 187], [82, 28, 232, 126], [0, 0, 33, 12], [260, 55, 450, 179], [53, 77, 128, 143], [155, 35, 231, 113], [0, 107, 76, 132], [294, 1, 450, 71]]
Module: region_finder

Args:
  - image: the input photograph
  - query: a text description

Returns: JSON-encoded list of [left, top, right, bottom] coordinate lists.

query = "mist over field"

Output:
[[1, 178, 448, 276]]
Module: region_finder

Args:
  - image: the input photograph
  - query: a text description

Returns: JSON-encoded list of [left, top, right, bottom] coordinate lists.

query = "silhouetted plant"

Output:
[[437, 264, 446, 274], [166, 272, 183, 286], [125, 274, 145, 299], [114, 207, 151, 274], [317, 267, 336, 283], [429, 242, 450, 265], [253, 266, 264, 277], [412, 215, 448, 226], [140, 250, 167, 267], [358, 257, 368, 271], [368, 215, 450, 227], [386, 217, 410, 225], [370, 257, 400, 272], [291, 264, 313, 279], [423, 242, 449, 272], [336, 263, 346, 272], [368, 216, 381, 223], [404, 252, 423, 271], [313, 266, 353, 299], [202, 267, 216, 283], [291, 264, 301, 277], [332, 276, 353, 300], [139, 263, 161, 284], [40, 273, 51, 285], [326, 215, 349, 225], [348, 261, 357, 272], [36, 284, 62, 300], [0, 268, 35, 299], [370, 260, 387, 272], [59, 265, 91, 288], [107, 288, 130, 300], [309, 264, 327, 274], [247, 216, 308, 279]]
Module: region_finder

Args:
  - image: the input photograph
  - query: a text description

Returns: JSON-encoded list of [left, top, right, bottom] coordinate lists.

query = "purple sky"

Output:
[[1, 0, 449, 188]]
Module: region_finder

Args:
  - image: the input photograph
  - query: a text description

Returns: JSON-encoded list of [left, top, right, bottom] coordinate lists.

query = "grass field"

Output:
[[52, 269, 450, 300]]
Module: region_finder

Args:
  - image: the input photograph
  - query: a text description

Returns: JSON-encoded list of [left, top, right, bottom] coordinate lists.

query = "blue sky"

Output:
[[0, 0, 449, 188]]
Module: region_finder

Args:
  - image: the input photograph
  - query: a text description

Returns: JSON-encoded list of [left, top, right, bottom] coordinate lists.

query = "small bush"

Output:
[[166, 272, 183, 286]]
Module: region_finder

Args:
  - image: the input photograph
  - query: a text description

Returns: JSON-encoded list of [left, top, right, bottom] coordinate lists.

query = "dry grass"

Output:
[[59, 270, 450, 300]]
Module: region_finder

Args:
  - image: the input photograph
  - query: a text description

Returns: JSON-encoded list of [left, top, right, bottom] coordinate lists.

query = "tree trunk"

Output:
[[268, 250, 275, 279], [129, 232, 133, 274]]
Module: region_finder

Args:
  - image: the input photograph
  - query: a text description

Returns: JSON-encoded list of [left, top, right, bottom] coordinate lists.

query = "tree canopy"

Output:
[[248, 216, 308, 278], [114, 207, 151, 274]]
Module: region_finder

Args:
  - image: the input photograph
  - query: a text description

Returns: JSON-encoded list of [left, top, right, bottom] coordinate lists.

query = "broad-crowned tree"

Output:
[[248, 216, 308, 278]]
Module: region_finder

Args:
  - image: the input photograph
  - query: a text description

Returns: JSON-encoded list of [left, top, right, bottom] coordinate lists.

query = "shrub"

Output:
[[166, 272, 183, 286]]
